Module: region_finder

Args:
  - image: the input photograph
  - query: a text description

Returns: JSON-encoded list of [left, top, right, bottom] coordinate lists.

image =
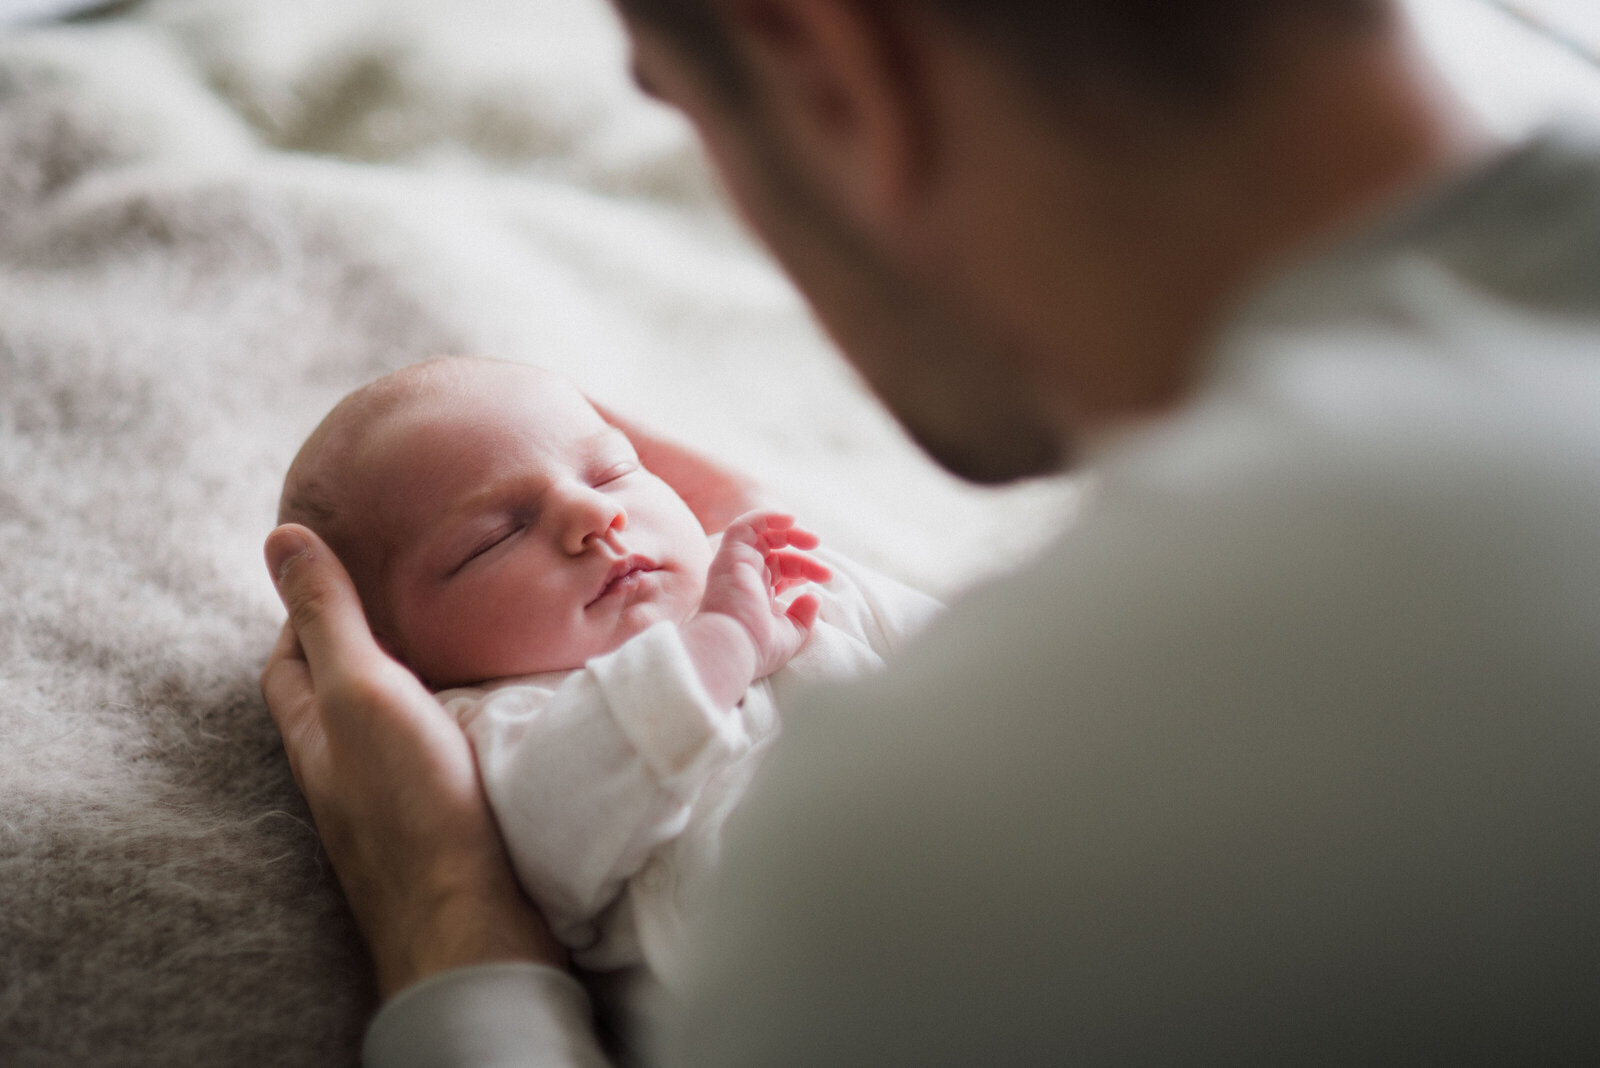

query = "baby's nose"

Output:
[[563, 489, 626, 555]]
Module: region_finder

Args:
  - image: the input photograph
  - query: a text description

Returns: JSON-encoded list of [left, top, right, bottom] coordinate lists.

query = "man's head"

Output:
[[616, 0, 1385, 105], [280, 358, 714, 689], [610, 0, 1471, 482]]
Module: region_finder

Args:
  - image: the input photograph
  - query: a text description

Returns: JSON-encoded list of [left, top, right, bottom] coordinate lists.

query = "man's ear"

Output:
[[721, 0, 930, 227]]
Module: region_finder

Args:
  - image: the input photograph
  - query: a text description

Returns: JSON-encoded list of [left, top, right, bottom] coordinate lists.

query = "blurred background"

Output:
[[1408, 0, 1600, 131], [3, 0, 1600, 137]]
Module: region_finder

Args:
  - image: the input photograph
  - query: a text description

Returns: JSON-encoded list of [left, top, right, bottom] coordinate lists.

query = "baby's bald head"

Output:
[[279, 356, 552, 633]]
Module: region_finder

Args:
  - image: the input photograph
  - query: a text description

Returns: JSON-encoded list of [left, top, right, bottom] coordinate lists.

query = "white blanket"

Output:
[[0, 1, 1593, 1064]]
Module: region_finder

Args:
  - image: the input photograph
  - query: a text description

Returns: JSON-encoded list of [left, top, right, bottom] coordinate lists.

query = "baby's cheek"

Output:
[[480, 604, 556, 658], [427, 590, 535, 679], [670, 565, 709, 622]]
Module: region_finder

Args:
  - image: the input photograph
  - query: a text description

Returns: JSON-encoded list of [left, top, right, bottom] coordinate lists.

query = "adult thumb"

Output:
[[264, 524, 379, 677]]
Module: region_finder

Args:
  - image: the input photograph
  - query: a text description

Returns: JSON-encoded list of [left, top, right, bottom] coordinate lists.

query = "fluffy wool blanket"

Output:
[[0, 1, 1594, 1064]]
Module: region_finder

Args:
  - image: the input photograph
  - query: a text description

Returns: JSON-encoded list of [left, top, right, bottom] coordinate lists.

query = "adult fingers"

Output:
[[264, 524, 387, 684], [260, 622, 307, 724], [260, 621, 324, 784]]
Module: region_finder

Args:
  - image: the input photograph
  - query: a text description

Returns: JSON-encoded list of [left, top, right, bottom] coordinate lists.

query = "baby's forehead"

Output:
[[349, 362, 593, 441], [353, 364, 626, 495], [311, 360, 628, 527]]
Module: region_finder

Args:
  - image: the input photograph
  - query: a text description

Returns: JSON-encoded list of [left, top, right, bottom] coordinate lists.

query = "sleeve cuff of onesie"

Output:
[[590, 620, 743, 791], [363, 962, 613, 1068]]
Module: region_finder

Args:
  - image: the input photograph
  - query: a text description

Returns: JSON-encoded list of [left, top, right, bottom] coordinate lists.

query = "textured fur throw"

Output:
[[0, 1, 1072, 1063]]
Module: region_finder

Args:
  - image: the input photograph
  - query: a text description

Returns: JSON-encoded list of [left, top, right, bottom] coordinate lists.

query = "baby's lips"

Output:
[[589, 554, 660, 605]]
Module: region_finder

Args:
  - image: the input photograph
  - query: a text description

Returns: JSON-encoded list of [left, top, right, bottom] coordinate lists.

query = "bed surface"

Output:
[[1, 1, 1595, 1063]]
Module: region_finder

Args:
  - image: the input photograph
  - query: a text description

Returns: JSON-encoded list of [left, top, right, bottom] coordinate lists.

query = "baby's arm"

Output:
[[679, 511, 832, 708]]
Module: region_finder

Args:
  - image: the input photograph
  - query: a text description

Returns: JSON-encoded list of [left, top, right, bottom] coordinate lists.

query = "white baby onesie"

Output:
[[437, 548, 941, 992]]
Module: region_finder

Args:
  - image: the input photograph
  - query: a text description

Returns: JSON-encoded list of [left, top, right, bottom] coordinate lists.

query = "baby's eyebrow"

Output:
[[448, 428, 633, 513]]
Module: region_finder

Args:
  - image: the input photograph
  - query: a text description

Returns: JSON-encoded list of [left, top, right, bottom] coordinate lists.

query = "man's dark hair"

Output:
[[617, 0, 1385, 105]]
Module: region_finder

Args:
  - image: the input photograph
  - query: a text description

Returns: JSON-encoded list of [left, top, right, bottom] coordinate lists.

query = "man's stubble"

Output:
[[722, 108, 1070, 486]]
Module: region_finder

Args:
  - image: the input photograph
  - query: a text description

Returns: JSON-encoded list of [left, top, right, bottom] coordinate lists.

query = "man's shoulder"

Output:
[[1092, 287, 1600, 574], [692, 332, 1600, 1066], [789, 311, 1600, 760]]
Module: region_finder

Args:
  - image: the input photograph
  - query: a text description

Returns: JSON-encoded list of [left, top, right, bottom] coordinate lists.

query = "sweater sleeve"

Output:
[[363, 963, 612, 1068], [458, 622, 757, 950]]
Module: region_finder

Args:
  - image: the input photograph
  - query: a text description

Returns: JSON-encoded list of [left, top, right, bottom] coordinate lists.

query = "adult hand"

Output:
[[593, 401, 771, 534], [260, 524, 566, 999]]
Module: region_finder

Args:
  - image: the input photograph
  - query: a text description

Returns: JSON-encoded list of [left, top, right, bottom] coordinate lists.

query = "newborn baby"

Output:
[[278, 356, 940, 1018]]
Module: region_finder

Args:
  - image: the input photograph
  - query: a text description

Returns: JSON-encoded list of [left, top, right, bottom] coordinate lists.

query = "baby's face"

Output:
[[355, 367, 713, 688]]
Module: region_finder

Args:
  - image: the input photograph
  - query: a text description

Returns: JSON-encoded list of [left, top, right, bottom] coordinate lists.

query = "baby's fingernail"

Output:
[[265, 528, 310, 585]]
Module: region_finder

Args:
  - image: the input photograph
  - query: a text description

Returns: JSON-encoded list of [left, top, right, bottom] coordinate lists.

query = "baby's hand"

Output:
[[696, 511, 832, 683]]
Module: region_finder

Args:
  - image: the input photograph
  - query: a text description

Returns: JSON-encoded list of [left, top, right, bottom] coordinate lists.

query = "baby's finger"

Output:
[[755, 521, 820, 552], [725, 511, 794, 552], [767, 550, 832, 585], [786, 592, 821, 630], [777, 527, 821, 551], [738, 511, 819, 548], [772, 574, 811, 595]]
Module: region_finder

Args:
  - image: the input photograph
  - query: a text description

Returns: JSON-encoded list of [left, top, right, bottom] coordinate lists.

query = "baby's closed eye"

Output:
[[450, 522, 525, 576], [591, 461, 638, 487]]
